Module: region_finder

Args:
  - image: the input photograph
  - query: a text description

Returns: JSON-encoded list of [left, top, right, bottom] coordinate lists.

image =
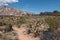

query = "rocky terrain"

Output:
[[0, 6, 33, 16]]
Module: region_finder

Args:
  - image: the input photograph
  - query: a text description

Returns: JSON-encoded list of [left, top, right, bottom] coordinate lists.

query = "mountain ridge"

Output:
[[0, 6, 33, 16]]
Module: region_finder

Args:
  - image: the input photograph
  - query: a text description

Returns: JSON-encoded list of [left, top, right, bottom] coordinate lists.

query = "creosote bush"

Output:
[[45, 17, 60, 31]]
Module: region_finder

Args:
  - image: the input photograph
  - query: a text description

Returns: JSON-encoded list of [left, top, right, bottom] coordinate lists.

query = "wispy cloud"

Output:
[[0, 0, 19, 6]]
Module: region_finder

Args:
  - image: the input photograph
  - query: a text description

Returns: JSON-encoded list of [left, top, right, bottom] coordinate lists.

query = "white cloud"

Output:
[[0, 0, 19, 6]]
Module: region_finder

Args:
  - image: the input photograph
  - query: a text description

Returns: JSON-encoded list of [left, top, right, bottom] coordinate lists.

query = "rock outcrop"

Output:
[[0, 6, 33, 16]]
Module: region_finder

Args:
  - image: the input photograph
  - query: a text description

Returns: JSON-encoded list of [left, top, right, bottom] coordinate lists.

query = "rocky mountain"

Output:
[[0, 6, 33, 16]]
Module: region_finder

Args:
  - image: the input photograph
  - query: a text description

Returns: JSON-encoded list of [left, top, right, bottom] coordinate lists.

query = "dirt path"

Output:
[[12, 26, 40, 40]]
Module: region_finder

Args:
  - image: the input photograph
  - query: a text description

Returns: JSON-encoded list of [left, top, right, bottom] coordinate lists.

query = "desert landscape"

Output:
[[0, 6, 60, 40], [0, 0, 60, 40]]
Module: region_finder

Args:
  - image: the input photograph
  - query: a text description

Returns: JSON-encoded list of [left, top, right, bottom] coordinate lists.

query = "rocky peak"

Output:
[[0, 6, 33, 16]]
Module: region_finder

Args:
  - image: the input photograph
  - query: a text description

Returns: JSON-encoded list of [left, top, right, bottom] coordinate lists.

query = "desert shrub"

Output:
[[43, 31, 60, 40], [7, 24, 13, 32], [27, 20, 48, 37], [0, 34, 2, 38], [2, 32, 17, 40], [0, 22, 3, 26], [45, 17, 60, 31]]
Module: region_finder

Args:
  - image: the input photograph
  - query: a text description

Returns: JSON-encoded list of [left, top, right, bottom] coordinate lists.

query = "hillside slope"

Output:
[[0, 6, 33, 16]]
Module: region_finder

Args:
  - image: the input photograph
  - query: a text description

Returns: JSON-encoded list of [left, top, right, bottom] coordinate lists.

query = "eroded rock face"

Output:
[[0, 6, 33, 16]]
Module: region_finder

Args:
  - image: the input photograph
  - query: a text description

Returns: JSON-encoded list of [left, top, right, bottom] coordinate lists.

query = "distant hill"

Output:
[[0, 6, 60, 16], [39, 10, 60, 16], [0, 6, 33, 16]]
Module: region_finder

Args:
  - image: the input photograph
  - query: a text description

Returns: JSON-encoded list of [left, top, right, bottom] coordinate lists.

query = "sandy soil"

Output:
[[12, 26, 40, 40]]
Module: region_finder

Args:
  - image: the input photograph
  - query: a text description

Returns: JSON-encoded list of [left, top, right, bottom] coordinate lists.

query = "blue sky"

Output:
[[1, 0, 60, 14]]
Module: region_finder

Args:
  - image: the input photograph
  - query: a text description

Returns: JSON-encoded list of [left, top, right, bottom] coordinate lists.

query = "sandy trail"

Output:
[[12, 26, 40, 40]]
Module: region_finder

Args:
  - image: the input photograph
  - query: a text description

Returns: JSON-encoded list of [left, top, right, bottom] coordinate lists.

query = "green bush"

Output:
[[45, 17, 60, 30]]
